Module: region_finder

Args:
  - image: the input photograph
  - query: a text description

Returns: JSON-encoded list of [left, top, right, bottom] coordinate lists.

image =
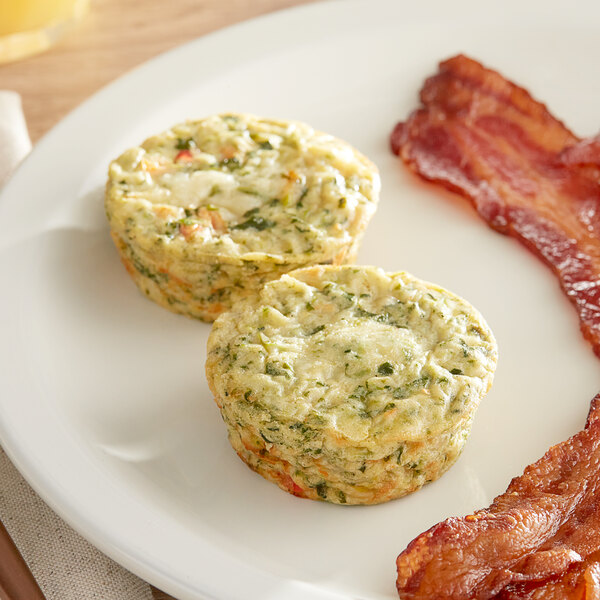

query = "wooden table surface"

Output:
[[1, 0, 317, 144], [0, 1, 316, 598]]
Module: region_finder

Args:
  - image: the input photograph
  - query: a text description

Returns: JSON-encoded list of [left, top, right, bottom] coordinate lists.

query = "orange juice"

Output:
[[0, 0, 89, 63]]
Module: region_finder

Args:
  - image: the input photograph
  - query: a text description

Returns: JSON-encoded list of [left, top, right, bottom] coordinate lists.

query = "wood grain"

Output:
[[151, 590, 177, 600], [0, 1, 316, 598], [0, 0, 318, 143], [0, 520, 46, 600]]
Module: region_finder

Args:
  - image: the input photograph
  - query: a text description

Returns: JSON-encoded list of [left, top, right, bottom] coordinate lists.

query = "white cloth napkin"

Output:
[[0, 91, 154, 600], [0, 91, 31, 182]]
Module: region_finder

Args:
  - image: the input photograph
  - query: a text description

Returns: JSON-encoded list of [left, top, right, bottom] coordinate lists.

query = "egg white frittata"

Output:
[[206, 265, 498, 505], [105, 114, 380, 320]]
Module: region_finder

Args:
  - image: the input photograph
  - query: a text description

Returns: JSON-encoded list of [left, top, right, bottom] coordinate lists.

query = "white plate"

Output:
[[1, 1, 600, 598]]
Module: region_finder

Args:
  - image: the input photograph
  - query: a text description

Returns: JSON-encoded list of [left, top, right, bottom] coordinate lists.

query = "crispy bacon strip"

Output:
[[396, 394, 600, 600], [391, 55, 600, 358], [495, 552, 600, 599]]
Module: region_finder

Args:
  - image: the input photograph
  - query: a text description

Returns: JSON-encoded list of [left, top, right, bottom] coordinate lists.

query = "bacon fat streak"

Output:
[[391, 55, 600, 358]]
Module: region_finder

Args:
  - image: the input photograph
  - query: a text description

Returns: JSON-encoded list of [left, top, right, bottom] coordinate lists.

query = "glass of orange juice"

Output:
[[0, 0, 89, 64]]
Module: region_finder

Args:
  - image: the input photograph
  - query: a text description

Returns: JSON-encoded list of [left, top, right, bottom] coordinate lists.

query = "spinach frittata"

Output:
[[105, 114, 380, 320], [206, 265, 498, 505]]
